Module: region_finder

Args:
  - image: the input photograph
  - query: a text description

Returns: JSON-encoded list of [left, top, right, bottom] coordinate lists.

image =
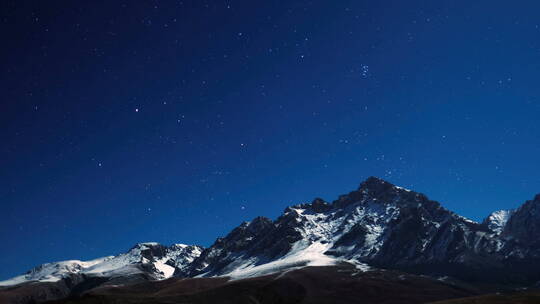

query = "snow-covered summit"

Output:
[[0, 257, 112, 287], [186, 177, 482, 279], [183, 177, 540, 283]]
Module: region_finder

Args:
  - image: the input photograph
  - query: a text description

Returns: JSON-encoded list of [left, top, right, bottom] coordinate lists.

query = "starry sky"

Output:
[[1, 1, 540, 280]]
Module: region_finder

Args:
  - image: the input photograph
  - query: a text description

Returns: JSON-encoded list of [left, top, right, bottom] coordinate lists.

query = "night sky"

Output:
[[2, 1, 540, 280]]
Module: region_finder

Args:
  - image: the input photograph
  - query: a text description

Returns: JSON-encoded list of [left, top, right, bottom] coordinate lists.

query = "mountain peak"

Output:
[[359, 176, 391, 189], [128, 242, 168, 257], [309, 197, 332, 212], [131, 242, 162, 249], [357, 176, 414, 202], [248, 216, 272, 228]]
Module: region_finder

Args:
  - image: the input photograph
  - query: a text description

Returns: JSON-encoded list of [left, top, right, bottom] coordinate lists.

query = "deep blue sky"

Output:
[[1, 1, 540, 280]]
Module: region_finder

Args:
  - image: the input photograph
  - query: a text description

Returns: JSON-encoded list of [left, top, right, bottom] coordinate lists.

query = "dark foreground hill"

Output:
[[43, 265, 483, 304], [429, 290, 540, 304]]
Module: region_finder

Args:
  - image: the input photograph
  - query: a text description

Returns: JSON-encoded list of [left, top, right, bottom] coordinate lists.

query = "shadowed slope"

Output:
[[45, 265, 481, 304]]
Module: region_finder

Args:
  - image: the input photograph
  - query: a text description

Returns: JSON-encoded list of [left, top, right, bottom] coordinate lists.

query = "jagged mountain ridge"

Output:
[[185, 176, 533, 281], [2, 176, 540, 297]]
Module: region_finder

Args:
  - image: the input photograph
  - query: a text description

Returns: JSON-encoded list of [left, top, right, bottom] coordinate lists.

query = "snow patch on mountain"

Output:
[[484, 210, 513, 234], [394, 186, 411, 192], [153, 260, 175, 278], [223, 241, 339, 280]]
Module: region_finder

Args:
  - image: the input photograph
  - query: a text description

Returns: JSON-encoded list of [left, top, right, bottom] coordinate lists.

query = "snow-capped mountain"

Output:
[[186, 177, 540, 283], [2, 177, 540, 303], [186, 177, 478, 278], [0, 242, 203, 287]]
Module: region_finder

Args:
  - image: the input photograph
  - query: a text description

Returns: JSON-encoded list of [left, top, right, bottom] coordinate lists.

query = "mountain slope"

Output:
[[43, 265, 483, 304], [0, 243, 203, 287], [186, 177, 540, 283]]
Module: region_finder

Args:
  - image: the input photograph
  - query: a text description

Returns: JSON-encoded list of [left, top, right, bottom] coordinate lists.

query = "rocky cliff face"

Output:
[[501, 194, 540, 256]]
